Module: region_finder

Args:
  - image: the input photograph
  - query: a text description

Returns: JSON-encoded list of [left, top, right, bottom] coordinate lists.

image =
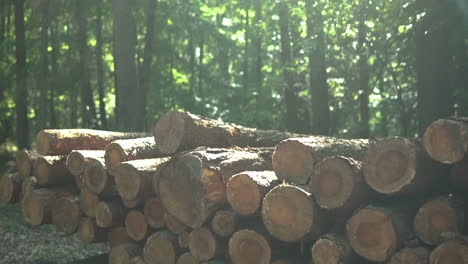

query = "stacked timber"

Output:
[[1, 112, 468, 264]]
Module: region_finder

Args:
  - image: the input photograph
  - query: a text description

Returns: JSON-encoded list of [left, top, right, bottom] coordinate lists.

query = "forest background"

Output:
[[1, 0, 467, 152]]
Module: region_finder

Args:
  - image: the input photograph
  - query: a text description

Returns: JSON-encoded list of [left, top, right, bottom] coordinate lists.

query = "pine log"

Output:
[[178, 230, 190, 249], [176, 252, 198, 264], [80, 188, 100, 217], [153, 110, 300, 155], [125, 209, 148, 242], [210, 209, 238, 237], [414, 195, 467, 245], [105, 137, 164, 171], [189, 226, 226, 261], [35, 155, 73, 185], [363, 137, 444, 195], [449, 155, 468, 193], [273, 137, 369, 184], [109, 243, 142, 264], [164, 211, 188, 235], [96, 200, 125, 228], [16, 149, 39, 179], [430, 240, 468, 264], [311, 233, 356, 264], [122, 198, 143, 209], [144, 197, 165, 229], [21, 176, 38, 198], [389, 247, 430, 264], [52, 196, 81, 234], [21, 186, 77, 226], [108, 226, 132, 247], [143, 230, 181, 264], [262, 184, 326, 242], [423, 118, 468, 164], [36, 129, 149, 155], [226, 171, 279, 216], [113, 157, 171, 201], [310, 156, 369, 213], [66, 150, 105, 177], [228, 228, 273, 264], [83, 158, 117, 196], [346, 205, 415, 262], [77, 217, 107, 243], [0, 172, 21, 203], [158, 147, 272, 228]]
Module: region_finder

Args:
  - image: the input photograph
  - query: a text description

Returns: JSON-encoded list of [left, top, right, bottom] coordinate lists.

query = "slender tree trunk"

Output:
[[1, 0, 5, 45], [49, 21, 59, 128], [278, 3, 300, 132], [357, 5, 370, 138], [198, 38, 204, 98], [243, 7, 249, 101], [37, 0, 50, 130], [111, 0, 142, 131], [15, 0, 28, 148], [306, 0, 330, 135], [253, 0, 264, 118], [95, 2, 107, 129]]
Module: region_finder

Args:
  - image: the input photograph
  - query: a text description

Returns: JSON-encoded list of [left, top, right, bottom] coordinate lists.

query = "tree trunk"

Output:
[[105, 137, 164, 171], [164, 211, 188, 235], [0, 172, 21, 203], [158, 147, 273, 228], [429, 240, 468, 264], [109, 243, 142, 264], [95, 1, 107, 129], [154, 111, 300, 154], [176, 252, 198, 264], [111, 0, 142, 132], [52, 196, 81, 234], [83, 159, 116, 196], [254, 0, 264, 118], [226, 171, 279, 216], [36, 129, 149, 155], [37, 0, 50, 130], [21, 176, 37, 199], [243, 7, 249, 103], [389, 247, 430, 264], [66, 150, 105, 177], [96, 200, 125, 228], [143, 197, 165, 229], [143, 231, 181, 264], [14, 0, 28, 149], [228, 228, 274, 264], [189, 226, 226, 261], [80, 188, 100, 217], [78, 217, 107, 243], [108, 226, 132, 247], [125, 209, 148, 242], [211, 209, 239, 237], [34, 155, 74, 185], [273, 136, 369, 184], [16, 149, 39, 179], [357, 4, 370, 138], [311, 233, 356, 264]]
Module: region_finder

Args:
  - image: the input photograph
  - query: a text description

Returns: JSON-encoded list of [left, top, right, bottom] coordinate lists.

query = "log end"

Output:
[[16, 149, 33, 179], [189, 227, 218, 261], [108, 226, 131, 247], [430, 240, 468, 264], [0, 173, 20, 203], [143, 197, 165, 229], [125, 210, 148, 241], [311, 238, 342, 264], [21, 191, 45, 226], [113, 163, 142, 201], [109, 243, 141, 264], [105, 143, 127, 171], [83, 159, 108, 194], [229, 229, 271, 264], [423, 119, 467, 164], [389, 247, 430, 264], [272, 139, 315, 184], [80, 188, 99, 217], [66, 151, 86, 176], [143, 232, 178, 264], [52, 197, 80, 234], [21, 177, 38, 198], [96, 201, 121, 228], [78, 217, 98, 243], [211, 210, 238, 237], [176, 252, 198, 264], [154, 111, 187, 154], [227, 173, 261, 216]]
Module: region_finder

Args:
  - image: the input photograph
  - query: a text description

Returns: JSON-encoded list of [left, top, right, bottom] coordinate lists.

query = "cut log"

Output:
[[449, 155, 468, 193], [310, 156, 369, 213], [389, 247, 430, 264], [176, 252, 198, 264], [96, 200, 125, 228], [130, 256, 146, 264], [423, 118, 468, 164], [34, 155, 73, 185], [346, 205, 415, 262], [143, 230, 181, 264], [36, 129, 149, 155], [178, 230, 190, 249], [109, 226, 132, 247], [262, 184, 326, 242], [158, 147, 272, 228], [414, 195, 467, 245], [125, 209, 148, 242], [52, 196, 81, 234], [228, 229, 272, 264], [144, 197, 165, 229], [16, 149, 39, 179], [273, 137, 369, 184], [80, 188, 100, 217], [105, 137, 164, 171], [77, 217, 107, 243], [311, 233, 356, 264], [113, 157, 171, 201], [21, 176, 38, 198], [164, 211, 188, 235], [66, 150, 105, 177], [109, 243, 142, 264], [363, 137, 444, 195], [189, 226, 226, 261], [430, 240, 468, 264], [21, 186, 77, 226], [73, 173, 85, 190], [83, 159, 116, 196], [0, 172, 21, 203], [210, 209, 238, 237], [226, 171, 279, 216], [153, 110, 300, 155]]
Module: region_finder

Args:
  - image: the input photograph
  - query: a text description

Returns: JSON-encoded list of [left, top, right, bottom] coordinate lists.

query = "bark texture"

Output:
[[35, 155, 73, 185], [105, 137, 164, 171]]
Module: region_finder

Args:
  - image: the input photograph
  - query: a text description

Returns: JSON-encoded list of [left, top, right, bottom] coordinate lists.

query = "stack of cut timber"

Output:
[[2, 113, 468, 264]]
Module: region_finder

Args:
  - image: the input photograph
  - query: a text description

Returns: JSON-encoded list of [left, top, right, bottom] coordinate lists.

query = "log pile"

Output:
[[1, 114, 468, 264]]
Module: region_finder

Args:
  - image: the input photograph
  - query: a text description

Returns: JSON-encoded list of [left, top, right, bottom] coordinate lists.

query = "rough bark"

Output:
[[80, 188, 100, 217], [273, 137, 368, 184], [357, 7, 370, 138], [228, 228, 273, 264], [143, 230, 181, 264], [210, 209, 239, 237], [105, 137, 164, 171], [113, 157, 171, 201], [176, 252, 198, 264], [108, 226, 132, 247], [311, 233, 356, 264], [164, 211, 188, 235], [144, 197, 165, 229], [422, 118, 468, 164], [389, 247, 430, 264], [0, 172, 21, 203], [125, 210, 148, 242], [52, 196, 81, 234], [37, 0, 50, 131], [310, 156, 369, 213], [153, 111, 300, 154], [66, 150, 105, 177], [189, 226, 226, 261], [261, 184, 327, 242], [226, 171, 279, 216], [16, 149, 39, 180], [96, 200, 125, 228], [158, 147, 273, 228], [429, 240, 468, 264], [35, 155, 73, 185], [109, 243, 142, 264], [36, 129, 149, 155], [95, 1, 107, 129], [363, 137, 445, 195], [83, 159, 116, 196], [78, 217, 107, 243], [21, 176, 38, 199], [414, 195, 467, 245]]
